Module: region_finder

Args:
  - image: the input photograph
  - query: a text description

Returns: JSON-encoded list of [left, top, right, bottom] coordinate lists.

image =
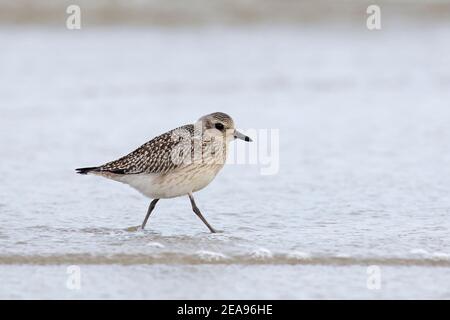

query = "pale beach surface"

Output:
[[0, 22, 449, 299]]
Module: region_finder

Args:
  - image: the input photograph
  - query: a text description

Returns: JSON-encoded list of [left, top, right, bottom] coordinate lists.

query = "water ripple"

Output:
[[1, 253, 450, 267]]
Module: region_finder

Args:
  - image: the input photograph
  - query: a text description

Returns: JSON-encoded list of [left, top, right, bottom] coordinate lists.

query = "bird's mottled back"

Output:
[[76, 112, 250, 179], [97, 124, 195, 175]]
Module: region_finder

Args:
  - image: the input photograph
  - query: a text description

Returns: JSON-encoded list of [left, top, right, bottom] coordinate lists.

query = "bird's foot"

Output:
[[125, 225, 142, 232]]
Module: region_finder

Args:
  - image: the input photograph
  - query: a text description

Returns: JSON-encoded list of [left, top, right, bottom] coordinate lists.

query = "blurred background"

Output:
[[0, 0, 450, 299], [1, 0, 450, 26]]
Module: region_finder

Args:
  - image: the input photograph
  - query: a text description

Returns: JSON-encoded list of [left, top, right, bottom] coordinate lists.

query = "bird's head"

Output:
[[197, 112, 252, 143]]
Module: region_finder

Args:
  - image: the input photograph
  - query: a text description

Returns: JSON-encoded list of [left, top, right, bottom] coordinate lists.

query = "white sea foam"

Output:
[[287, 251, 311, 260], [335, 253, 352, 259], [250, 248, 273, 259], [146, 242, 165, 248], [409, 249, 429, 256], [196, 250, 228, 262], [432, 252, 450, 260]]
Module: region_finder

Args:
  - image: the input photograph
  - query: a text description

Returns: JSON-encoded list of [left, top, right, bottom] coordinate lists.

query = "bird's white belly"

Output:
[[116, 164, 223, 199]]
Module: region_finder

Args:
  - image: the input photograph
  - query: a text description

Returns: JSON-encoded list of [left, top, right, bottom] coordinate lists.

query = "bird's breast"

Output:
[[118, 163, 224, 199]]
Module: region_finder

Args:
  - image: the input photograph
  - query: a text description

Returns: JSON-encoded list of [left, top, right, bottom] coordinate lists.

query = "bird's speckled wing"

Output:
[[97, 124, 195, 175]]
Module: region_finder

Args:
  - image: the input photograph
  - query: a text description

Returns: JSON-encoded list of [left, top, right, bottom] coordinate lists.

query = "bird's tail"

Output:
[[76, 166, 100, 175]]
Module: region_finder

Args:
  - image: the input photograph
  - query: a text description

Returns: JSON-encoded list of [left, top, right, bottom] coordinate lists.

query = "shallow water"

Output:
[[0, 26, 450, 299]]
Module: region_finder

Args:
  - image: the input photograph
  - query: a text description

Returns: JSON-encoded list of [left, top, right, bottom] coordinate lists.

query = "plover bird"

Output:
[[76, 112, 252, 233]]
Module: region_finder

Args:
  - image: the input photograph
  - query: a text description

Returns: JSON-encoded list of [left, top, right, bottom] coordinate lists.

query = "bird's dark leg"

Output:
[[188, 193, 217, 233], [141, 199, 160, 229]]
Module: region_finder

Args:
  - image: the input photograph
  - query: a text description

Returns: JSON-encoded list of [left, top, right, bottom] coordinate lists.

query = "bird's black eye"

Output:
[[215, 123, 224, 131]]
